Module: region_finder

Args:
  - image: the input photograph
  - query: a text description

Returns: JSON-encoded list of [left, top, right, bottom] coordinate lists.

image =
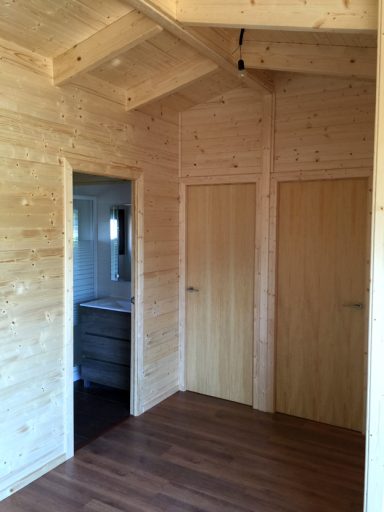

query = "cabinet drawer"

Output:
[[81, 359, 130, 390], [80, 308, 131, 340], [82, 334, 130, 365]]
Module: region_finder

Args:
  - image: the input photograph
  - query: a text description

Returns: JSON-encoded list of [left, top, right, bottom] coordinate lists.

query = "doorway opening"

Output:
[[72, 172, 133, 450]]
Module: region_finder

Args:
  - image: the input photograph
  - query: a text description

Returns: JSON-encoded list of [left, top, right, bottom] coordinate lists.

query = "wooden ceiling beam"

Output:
[[241, 41, 377, 80], [68, 74, 127, 106], [53, 11, 163, 85], [127, 0, 274, 93], [126, 56, 218, 111], [177, 0, 378, 33]]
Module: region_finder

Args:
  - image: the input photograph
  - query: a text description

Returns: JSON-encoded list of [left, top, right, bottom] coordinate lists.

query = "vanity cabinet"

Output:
[[79, 306, 131, 390]]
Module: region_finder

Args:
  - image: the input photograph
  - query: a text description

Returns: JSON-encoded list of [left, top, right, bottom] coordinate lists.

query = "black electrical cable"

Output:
[[239, 28, 245, 46], [238, 28, 245, 74]]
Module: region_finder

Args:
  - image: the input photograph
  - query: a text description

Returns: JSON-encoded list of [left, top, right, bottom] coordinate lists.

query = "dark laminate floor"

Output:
[[74, 380, 130, 450], [3, 391, 365, 512]]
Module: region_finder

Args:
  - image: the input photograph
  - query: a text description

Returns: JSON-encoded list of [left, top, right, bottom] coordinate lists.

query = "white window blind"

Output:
[[73, 197, 96, 325]]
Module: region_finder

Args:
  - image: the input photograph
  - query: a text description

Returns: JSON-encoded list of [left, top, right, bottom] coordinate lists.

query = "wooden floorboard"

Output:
[[2, 391, 365, 511]]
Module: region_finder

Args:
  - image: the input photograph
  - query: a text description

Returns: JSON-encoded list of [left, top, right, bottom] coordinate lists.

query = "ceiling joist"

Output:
[[53, 11, 163, 85], [241, 41, 377, 80], [176, 0, 378, 33], [127, 0, 274, 93], [126, 56, 218, 111]]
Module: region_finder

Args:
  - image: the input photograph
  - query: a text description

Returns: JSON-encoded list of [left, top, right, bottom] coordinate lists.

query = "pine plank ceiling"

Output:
[[0, 0, 133, 57], [0, 0, 377, 112]]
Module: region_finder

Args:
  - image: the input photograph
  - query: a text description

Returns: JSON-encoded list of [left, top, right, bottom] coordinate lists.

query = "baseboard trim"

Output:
[[140, 385, 179, 415], [0, 452, 66, 501]]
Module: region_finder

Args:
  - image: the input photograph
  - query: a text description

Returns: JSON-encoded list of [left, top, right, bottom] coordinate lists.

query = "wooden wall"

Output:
[[179, 74, 375, 413], [179, 87, 266, 408], [141, 113, 180, 412], [0, 158, 66, 497], [180, 73, 375, 180], [272, 74, 374, 413], [274, 73, 375, 175], [181, 87, 263, 177], [0, 37, 179, 499], [0, 31, 378, 501]]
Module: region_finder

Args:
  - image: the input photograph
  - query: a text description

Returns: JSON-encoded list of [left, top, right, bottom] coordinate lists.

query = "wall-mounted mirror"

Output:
[[110, 204, 131, 282]]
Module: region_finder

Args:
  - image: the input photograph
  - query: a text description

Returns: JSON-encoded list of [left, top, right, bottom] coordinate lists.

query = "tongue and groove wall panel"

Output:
[[0, 37, 179, 499]]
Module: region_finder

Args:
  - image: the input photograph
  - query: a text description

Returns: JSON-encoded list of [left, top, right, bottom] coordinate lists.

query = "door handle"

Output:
[[187, 287, 199, 293], [342, 303, 364, 310]]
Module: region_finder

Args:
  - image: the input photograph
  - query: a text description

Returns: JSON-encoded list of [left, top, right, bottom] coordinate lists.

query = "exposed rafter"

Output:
[[176, 0, 378, 33], [240, 41, 377, 80], [127, 0, 274, 93], [126, 57, 218, 110], [53, 11, 163, 85]]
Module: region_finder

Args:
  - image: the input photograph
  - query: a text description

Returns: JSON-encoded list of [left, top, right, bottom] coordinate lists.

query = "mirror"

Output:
[[110, 204, 131, 282]]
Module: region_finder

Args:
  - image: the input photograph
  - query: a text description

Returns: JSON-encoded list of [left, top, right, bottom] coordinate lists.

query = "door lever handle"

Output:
[[342, 302, 364, 310], [187, 287, 199, 293]]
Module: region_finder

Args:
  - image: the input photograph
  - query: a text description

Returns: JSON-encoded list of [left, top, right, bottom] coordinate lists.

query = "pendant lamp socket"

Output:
[[238, 58, 246, 78]]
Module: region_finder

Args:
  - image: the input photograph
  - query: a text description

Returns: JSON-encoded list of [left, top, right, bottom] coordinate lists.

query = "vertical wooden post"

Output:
[[178, 112, 187, 391], [63, 159, 74, 460], [178, 184, 186, 391], [364, 0, 384, 509], [131, 174, 145, 415], [255, 91, 275, 412]]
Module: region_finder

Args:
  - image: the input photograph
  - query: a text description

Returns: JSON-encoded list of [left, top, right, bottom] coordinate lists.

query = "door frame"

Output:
[[178, 92, 275, 408], [267, 169, 372, 415], [63, 158, 144, 460], [179, 174, 262, 408]]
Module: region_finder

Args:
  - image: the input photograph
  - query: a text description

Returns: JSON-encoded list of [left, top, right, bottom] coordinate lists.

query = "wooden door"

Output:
[[186, 183, 256, 405], [276, 178, 368, 430]]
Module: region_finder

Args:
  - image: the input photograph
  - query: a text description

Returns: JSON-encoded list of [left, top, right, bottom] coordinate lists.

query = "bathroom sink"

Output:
[[80, 297, 131, 313]]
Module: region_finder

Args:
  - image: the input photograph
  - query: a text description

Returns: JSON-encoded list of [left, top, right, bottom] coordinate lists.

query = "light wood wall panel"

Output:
[[179, 76, 375, 416], [180, 88, 263, 177], [263, 74, 375, 413], [274, 73, 376, 174], [142, 167, 180, 410], [0, 37, 179, 499], [0, 158, 66, 496]]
